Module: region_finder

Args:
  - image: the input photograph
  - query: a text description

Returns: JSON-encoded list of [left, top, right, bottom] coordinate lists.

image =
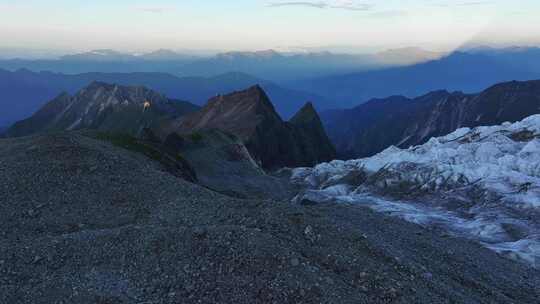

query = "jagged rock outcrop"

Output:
[[322, 79, 540, 158], [7, 81, 199, 137], [289, 102, 337, 164], [168, 85, 336, 169]]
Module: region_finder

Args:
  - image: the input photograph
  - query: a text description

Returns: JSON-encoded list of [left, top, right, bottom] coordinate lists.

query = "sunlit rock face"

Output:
[[292, 115, 540, 268]]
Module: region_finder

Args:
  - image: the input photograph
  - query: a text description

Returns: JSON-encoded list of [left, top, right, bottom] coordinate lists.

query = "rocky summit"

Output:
[[289, 102, 337, 165], [169, 85, 336, 169], [6, 81, 200, 138]]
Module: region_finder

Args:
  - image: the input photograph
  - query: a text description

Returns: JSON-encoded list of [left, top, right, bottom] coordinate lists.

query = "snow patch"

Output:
[[292, 114, 540, 268]]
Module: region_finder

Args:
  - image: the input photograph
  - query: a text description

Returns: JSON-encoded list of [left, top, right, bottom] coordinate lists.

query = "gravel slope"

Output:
[[1, 132, 539, 303]]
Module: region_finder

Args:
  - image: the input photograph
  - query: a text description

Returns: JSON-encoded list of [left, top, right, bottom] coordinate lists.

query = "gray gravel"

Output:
[[1, 132, 539, 303]]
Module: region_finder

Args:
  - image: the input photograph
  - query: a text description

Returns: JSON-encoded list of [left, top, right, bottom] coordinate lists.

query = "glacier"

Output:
[[291, 115, 540, 268]]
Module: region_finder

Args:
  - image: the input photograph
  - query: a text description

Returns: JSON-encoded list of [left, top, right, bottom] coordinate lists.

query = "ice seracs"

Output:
[[292, 114, 540, 268]]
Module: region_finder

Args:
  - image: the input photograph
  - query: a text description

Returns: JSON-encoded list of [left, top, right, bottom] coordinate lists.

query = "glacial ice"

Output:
[[292, 115, 540, 267]]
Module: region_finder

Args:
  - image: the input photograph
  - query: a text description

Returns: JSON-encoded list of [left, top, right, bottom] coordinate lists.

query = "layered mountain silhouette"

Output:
[[8, 82, 335, 169], [297, 51, 540, 108], [0, 48, 440, 81], [3, 47, 540, 127], [7, 82, 199, 137], [0, 68, 328, 126], [168, 85, 336, 169], [323, 79, 540, 158], [59, 49, 196, 62]]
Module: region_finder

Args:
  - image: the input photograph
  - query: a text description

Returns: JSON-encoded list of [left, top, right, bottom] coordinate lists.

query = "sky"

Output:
[[0, 0, 539, 55]]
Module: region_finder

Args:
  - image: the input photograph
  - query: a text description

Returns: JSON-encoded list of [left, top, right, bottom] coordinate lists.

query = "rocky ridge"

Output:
[[7, 81, 199, 137], [170, 85, 336, 169]]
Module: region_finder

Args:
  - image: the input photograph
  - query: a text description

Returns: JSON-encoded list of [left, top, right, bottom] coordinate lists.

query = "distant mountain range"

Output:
[[4, 46, 540, 129], [3, 47, 539, 91], [59, 49, 198, 62], [0, 47, 444, 81], [297, 50, 540, 108], [322, 79, 540, 158], [0, 68, 329, 126], [175, 47, 445, 80], [465, 46, 540, 72]]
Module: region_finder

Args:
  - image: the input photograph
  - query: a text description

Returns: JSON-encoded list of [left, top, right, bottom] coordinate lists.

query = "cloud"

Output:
[[267, 1, 372, 11]]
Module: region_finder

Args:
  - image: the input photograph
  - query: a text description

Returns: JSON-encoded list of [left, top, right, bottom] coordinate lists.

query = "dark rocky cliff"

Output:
[[323, 79, 540, 158], [169, 85, 336, 169]]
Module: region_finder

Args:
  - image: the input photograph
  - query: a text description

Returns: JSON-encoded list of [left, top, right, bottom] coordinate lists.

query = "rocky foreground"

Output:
[[1, 132, 540, 303]]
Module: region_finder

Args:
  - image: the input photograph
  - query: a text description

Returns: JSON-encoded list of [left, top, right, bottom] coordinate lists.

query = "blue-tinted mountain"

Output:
[[60, 49, 138, 62], [6, 82, 199, 137], [466, 46, 540, 73], [297, 51, 540, 108], [139, 49, 196, 61], [0, 69, 329, 126], [322, 79, 540, 159], [0, 48, 441, 82], [0, 49, 198, 75]]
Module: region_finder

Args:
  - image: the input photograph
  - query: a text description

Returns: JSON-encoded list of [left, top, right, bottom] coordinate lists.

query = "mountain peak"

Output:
[[86, 80, 112, 89], [254, 49, 281, 57], [61, 49, 136, 61], [80, 81, 165, 101], [173, 85, 282, 141], [7, 81, 198, 137], [208, 85, 279, 120], [140, 49, 191, 61], [216, 49, 282, 60], [169, 85, 335, 168], [290, 102, 319, 124], [246, 84, 266, 95], [484, 79, 540, 92], [415, 89, 452, 102]]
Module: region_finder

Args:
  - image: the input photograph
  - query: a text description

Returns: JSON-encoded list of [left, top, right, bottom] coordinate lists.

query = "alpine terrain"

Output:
[[168, 85, 336, 169], [323, 80, 540, 158]]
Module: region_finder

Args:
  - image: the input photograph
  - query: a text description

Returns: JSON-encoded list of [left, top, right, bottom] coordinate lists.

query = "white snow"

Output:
[[292, 114, 540, 268]]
